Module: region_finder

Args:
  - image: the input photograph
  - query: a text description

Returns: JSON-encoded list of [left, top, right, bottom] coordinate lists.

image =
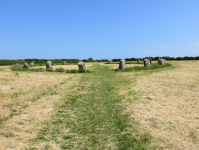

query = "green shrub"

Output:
[[71, 69, 78, 73], [10, 65, 21, 71], [46, 68, 53, 72], [32, 68, 45, 72], [54, 67, 65, 72], [79, 68, 85, 73], [65, 69, 91, 73], [10, 65, 45, 72]]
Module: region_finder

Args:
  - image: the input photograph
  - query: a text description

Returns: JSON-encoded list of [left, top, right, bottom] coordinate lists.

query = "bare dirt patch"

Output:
[[125, 61, 199, 149]]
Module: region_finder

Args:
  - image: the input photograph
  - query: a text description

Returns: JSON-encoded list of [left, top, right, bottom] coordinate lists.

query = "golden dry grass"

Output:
[[0, 64, 81, 149], [124, 61, 199, 149], [1, 61, 199, 149]]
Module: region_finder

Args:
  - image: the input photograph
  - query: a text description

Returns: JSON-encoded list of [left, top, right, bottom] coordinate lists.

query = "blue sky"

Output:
[[0, 0, 199, 60]]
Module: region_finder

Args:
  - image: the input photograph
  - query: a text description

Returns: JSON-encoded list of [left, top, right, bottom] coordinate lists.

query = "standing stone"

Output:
[[137, 59, 140, 64], [119, 59, 125, 70], [30, 62, 34, 66], [16, 63, 20, 69], [23, 63, 29, 69], [46, 61, 52, 69], [108, 60, 111, 63], [158, 59, 165, 65], [63, 61, 67, 65], [79, 60, 82, 62], [78, 62, 86, 70], [144, 59, 151, 67]]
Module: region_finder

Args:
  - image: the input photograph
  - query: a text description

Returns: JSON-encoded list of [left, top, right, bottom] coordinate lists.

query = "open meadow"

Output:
[[0, 61, 198, 149]]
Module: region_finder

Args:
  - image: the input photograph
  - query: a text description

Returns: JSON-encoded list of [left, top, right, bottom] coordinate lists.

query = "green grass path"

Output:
[[32, 64, 152, 149]]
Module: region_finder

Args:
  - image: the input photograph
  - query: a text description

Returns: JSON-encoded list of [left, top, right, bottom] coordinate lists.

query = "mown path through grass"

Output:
[[31, 64, 152, 149]]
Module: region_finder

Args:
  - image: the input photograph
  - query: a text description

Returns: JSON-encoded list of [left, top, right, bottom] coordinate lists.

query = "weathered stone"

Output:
[[79, 60, 82, 62], [144, 59, 151, 67], [23, 63, 29, 69], [158, 59, 165, 65], [63, 61, 67, 65], [78, 62, 86, 70], [108, 60, 111, 63], [137, 59, 140, 64], [30, 62, 34, 66], [46, 61, 52, 69], [119, 59, 125, 70]]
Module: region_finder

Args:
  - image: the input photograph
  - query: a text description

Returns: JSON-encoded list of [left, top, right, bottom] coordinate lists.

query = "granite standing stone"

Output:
[[46, 61, 52, 69], [144, 59, 151, 67], [158, 59, 165, 65], [119, 59, 125, 70], [63, 61, 67, 65], [108, 60, 111, 63], [78, 62, 86, 70], [137, 59, 140, 64], [23, 63, 29, 69], [30, 62, 34, 66]]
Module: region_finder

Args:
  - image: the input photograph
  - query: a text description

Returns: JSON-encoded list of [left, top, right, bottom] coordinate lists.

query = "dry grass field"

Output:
[[0, 61, 198, 149], [123, 61, 199, 149]]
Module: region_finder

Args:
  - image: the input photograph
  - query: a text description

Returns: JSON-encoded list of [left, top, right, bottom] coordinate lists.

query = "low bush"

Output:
[[10, 66, 45, 72], [10, 65, 21, 71], [115, 63, 172, 72], [66, 69, 91, 73], [46, 68, 53, 72], [54, 67, 65, 72]]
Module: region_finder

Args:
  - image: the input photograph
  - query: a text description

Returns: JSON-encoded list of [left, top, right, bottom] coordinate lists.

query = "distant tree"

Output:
[[88, 57, 93, 62]]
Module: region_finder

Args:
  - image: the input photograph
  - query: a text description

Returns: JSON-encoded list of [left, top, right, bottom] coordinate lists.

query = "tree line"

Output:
[[0, 56, 199, 65], [112, 56, 199, 62]]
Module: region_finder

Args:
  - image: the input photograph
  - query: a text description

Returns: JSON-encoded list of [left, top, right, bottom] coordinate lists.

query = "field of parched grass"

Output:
[[0, 61, 198, 149]]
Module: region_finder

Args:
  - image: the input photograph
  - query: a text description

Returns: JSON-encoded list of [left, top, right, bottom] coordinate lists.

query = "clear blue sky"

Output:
[[0, 0, 199, 60]]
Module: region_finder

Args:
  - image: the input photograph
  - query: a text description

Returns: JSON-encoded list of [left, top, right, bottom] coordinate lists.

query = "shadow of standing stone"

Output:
[[144, 59, 151, 67], [78, 62, 86, 70], [46, 61, 52, 69], [23, 63, 29, 69], [119, 59, 126, 70]]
